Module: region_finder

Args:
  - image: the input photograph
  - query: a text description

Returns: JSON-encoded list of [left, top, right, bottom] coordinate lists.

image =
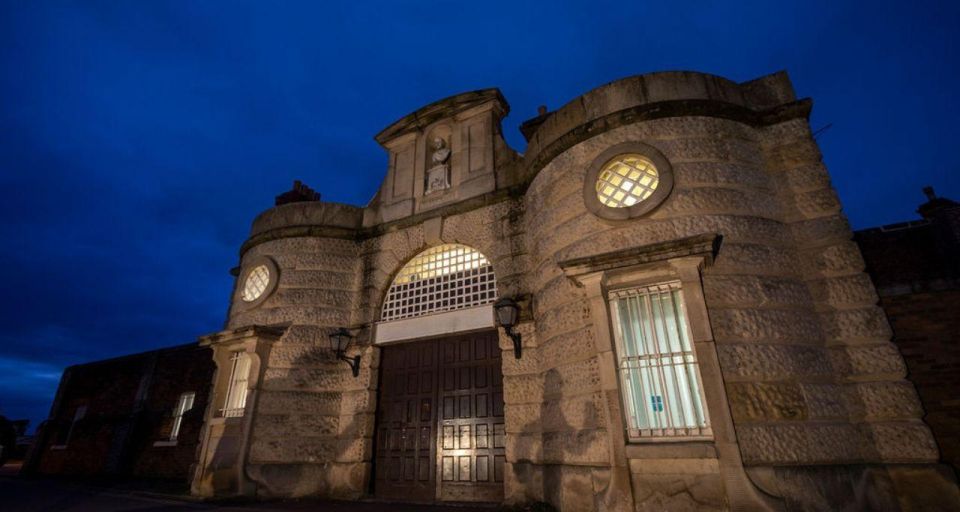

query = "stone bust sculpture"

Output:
[[431, 137, 450, 165], [425, 137, 452, 195]]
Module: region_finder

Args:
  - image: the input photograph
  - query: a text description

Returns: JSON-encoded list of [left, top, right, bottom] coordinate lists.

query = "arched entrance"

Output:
[[372, 244, 506, 504]]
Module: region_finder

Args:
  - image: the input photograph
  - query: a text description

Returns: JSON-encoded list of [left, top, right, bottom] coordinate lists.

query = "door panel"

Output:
[[374, 341, 437, 502], [437, 331, 505, 503], [374, 330, 504, 504]]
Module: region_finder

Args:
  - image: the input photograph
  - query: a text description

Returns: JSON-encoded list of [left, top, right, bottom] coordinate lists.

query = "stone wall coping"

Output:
[[373, 88, 509, 146], [198, 325, 287, 347], [249, 201, 363, 237], [237, 71, 809, 256], [558, 233, 723, 277]]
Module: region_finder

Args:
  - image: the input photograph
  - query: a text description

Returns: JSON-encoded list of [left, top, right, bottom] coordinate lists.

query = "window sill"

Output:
[[624, 440, 716, 459], [152, 440, 178, 447]]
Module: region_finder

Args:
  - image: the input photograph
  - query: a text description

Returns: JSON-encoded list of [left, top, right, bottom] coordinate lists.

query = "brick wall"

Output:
[[30, 343, 215, 482], [876, 289, 960, 472]]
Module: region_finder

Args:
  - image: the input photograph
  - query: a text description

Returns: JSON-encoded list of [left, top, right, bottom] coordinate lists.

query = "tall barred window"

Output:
[[609, 282, 711, 439], [221, 352, 251, 418], [381, 244, 497, 322]]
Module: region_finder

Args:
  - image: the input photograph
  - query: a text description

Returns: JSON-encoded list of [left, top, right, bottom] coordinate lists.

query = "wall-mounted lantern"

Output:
[[329, 327, 361, 377], [494, 297, 522, 359]]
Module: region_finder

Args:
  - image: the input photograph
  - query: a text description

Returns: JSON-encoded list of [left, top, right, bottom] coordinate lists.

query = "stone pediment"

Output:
[[374, 89, 508, 147]]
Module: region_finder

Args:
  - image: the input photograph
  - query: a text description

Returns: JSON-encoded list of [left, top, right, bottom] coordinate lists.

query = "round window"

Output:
[[583, 142, 674, 220], [595, 154, 660, 208], [241, 265, 271, 302]]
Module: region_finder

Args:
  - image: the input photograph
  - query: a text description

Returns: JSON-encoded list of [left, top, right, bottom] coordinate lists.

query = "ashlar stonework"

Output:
[[184, 72, 960, 510]]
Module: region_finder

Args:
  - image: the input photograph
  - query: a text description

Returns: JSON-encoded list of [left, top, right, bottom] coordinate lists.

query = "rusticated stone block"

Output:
[[861, 422, 939, 463], [832, 343, 906, 378], [849, 381, 923, 421], [535, 274, 586, 314], [535, 299, 591, 344], [542, 428, 609, 465], [763, 137, 822, 169], [250, 436, 337, 464], [340, 390, 376, 416], [673, 161, 771, 190], [245, 236, 358, 259], [780, 163, 831, 193], [716, 343, 833, 380], [538, 326, 597, 369], [507, 432, 544, 464], [806, 274, 878, 307], [710, 243, 798, 277], [282, 269, 356, 290], [790, 214, 852, 245], [503, 374, 545, 405], [256, 390, 341, 415], [703, 275, 810, 309], [660, 187, 780, 219], [543, 357, 601, 399], [541, 392, 606, 432], [271, 288, 356, 308], [819, 307, 891, 343], [737, 423, 862, 464], [797, 383, 848, 420], [502, 345, 541, 376], [505, 403, 542, 433], [231, 305, 351, 328], [727, 382, 807, 422], [799, 242, 866, 278], [786, 188, 842, 220], [709, 307, 822, 344], [262, 366, 370, 393], [254, 414, 339, 438], [270, 253, 359, 273]]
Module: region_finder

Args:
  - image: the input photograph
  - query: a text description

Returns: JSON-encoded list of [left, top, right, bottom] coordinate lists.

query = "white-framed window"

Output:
[[609, 282, 711, 440], [52, 405, 87, 449], [169, 392, 196, 440], [220, 352, 251, 418]]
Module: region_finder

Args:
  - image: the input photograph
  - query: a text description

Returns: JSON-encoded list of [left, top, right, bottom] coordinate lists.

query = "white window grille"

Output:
[[609, 282, 711, 440], [221, 352, 251, 418], [242, 265, 270, 302], [169, 392, 195, 440], [380, 244, 497, 322], [595, 154, 660, 208]]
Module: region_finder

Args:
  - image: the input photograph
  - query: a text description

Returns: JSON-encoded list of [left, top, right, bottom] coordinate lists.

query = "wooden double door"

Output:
[[374, 330, 505, 503]]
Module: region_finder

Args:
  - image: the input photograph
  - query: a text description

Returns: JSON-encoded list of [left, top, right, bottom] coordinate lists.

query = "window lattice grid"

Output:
[[381, 244, 498, 322], [610, 282, 711, 440], [595, 154, 660, 208], [242, 265, 270, 302], [220, 352, 251, 418]]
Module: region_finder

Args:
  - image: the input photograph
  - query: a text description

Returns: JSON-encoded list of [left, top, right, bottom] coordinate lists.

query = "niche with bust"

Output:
[[425, 125, 452, 195]]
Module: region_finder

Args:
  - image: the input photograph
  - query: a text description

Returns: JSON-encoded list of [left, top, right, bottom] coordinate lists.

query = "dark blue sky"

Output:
[[1, 1, 958, 431]]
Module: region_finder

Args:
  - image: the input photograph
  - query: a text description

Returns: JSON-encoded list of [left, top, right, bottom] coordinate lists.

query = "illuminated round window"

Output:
[[242, 265, 270, 302], [584, 142, 673, 220], [596, 155, 659, 208]]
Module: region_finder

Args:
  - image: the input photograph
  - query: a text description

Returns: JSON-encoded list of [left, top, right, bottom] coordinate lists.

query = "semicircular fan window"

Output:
[[380, 244, 498, 322]]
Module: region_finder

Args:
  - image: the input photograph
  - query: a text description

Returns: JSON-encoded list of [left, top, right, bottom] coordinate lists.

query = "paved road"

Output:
[[0, 477, 499, 512]]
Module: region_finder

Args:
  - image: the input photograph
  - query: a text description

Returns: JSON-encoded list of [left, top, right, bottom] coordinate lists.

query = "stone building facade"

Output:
[[27, 70, 960, 510], [855, 188, 960, 476], [187, 70, 960, 510]]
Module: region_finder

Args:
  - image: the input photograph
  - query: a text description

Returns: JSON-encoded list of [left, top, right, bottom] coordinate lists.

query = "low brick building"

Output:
[[855, 187, 960, 475], [27, 343, 215, 481], [27, 71, 960, 510]]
